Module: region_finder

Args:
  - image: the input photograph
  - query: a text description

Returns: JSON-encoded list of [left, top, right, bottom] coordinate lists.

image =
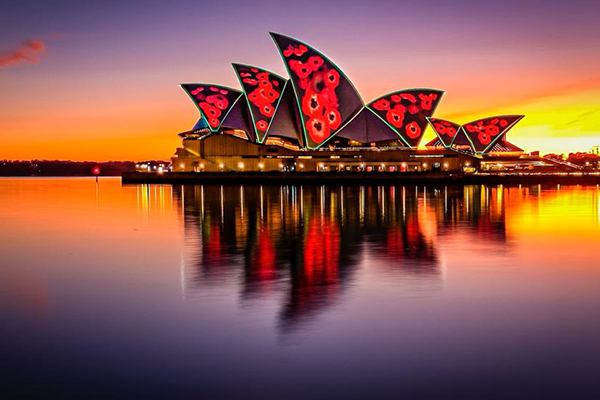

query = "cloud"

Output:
[[0, 39, 47, 68]]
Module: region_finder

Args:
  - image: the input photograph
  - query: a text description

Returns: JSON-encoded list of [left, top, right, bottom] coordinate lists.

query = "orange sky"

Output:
[[1, 0, 599, 161]]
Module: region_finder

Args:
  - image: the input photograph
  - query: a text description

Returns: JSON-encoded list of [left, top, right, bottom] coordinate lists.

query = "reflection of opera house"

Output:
[[175, 184, 509, 333], [169, 33, 534, 173]]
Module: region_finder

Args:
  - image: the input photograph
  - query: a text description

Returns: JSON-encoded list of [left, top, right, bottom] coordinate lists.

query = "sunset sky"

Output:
[[1, 0, 599, 161]]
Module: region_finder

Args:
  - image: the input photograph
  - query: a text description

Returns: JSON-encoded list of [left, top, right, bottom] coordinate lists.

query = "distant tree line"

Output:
[[0, 160, 165, 176]]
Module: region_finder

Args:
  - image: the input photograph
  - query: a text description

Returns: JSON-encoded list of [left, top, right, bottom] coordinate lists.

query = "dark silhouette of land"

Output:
[[0, 160, 164, 176]]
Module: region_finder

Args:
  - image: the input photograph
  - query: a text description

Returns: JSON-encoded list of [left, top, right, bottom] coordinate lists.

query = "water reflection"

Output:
[[175, 184, 509, 332], [2, 179, 600, 399]]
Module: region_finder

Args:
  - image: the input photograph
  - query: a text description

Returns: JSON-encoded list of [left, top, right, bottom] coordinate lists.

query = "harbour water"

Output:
[[1, 178, 599, 399]]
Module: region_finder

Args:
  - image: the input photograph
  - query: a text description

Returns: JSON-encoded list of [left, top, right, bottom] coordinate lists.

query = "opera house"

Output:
[[169, 33, 530, 173]]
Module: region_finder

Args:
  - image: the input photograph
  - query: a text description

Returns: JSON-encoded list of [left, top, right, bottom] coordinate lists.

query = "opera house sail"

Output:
[[169, 32, 530, 173]]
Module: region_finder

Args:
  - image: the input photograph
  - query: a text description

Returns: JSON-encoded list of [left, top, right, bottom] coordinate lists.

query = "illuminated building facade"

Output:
[[171, 33, 528, 173]]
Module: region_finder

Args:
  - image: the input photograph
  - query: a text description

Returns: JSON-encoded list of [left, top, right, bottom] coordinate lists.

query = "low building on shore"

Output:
[[172, 131, 478, 173]]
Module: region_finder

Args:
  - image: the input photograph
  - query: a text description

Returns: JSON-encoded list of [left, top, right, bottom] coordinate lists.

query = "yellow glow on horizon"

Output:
[[2, 81, 599, 161], [420, 88, 600, 155]]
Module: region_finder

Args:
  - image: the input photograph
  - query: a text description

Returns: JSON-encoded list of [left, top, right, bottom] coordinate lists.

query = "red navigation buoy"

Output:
[[93, 166, 100, 182]]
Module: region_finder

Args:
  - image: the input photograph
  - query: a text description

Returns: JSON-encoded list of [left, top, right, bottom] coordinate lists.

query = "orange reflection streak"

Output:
[[503, 185, 600, 271]]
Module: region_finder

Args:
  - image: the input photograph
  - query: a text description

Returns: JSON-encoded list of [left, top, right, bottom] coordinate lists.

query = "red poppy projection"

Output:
[[426, 115, 524, 153], [176, 33, 525, 154], [367, 89, 444, 148], [462, 115, 524, 153], [427, 118, 462, 148], [181, 84, 243, 132], [233, 64, 287, 144], [271, 33, 363, 149]]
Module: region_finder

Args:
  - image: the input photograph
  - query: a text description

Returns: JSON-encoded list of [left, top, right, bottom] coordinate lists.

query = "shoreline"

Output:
[[121, 171, 600, 186]]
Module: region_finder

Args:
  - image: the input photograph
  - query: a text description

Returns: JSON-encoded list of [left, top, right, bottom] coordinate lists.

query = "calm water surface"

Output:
[[1, 178, 600, 399]]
